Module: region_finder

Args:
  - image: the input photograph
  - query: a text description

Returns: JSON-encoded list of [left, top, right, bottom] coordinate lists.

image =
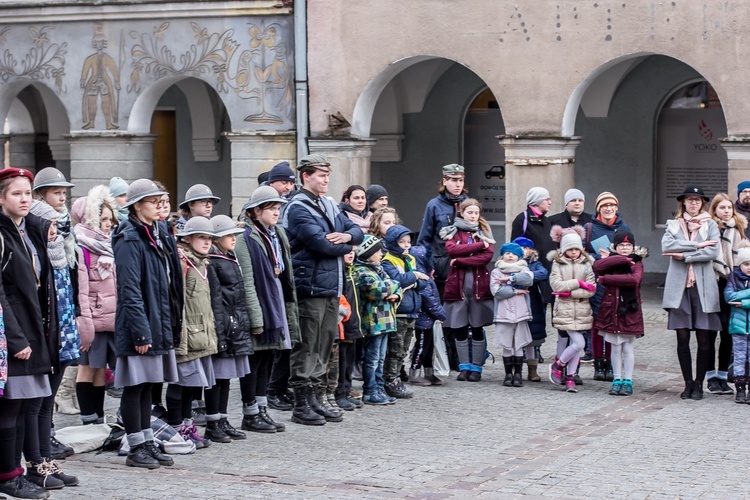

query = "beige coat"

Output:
[[548, 250, 596, 331]]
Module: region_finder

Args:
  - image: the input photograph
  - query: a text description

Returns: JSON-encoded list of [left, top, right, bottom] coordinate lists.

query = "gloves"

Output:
[[552, 291, 571, 297], [578, 280, 596, 292]]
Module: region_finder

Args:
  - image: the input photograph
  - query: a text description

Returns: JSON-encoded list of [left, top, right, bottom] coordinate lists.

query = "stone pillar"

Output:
[[8, 134, 36, 171], [721, 137, 750, 194], [0, 135, 8, 169], [499, 135, 581, 241], [224, 131, 296, 217], [307, 137, 377, 202], [68, 133, 157, 198]]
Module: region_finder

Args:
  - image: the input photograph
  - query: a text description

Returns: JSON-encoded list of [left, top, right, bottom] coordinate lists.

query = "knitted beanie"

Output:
[[526, 187, 550, 207], [595, 191, 619, 213], [109, 177, 129, 198], [499, 242, 524, 259], [564, 188, 585, 206], [738, 181, 750, 197], [267, 161, 296, 184], [560, 233, 584, 254], [737, 247, 750, 266], [613, 230, 635, 248], [356, 234, 384, 261], [366, 184, 389, 206]]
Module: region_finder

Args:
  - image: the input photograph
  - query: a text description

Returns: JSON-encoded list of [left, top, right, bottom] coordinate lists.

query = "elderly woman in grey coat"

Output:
[[662, 185, 720, 401]]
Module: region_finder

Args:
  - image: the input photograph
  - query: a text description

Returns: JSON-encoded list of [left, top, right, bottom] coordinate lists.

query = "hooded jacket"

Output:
[[381, 225, 426, 318], [72, 188, 117, 346], [355, 259, 402, 336], [725, 268, 750, 335], [411, 246, 446, 331], [177, 244, 218, 362], [548, 249, 596, 331], [0, 213, 57, 377], [592, 249, 647, 336], [282, 189, 364, 298]]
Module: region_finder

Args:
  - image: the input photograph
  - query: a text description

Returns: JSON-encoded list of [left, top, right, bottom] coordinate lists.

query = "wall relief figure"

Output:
[[0, 25, 67, 94], [80, 24, 121, 129]]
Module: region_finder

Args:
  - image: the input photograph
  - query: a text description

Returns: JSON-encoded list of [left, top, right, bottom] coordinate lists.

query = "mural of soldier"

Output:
[[80, 25, 120, 130]]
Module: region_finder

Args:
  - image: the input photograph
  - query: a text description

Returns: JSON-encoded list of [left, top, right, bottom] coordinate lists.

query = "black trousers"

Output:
[[267, 349, 291, 395], [335, 341, 356, 400]]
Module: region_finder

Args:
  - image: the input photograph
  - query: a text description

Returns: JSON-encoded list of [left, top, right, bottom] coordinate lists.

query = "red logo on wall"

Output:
[[698, 120, 713, 141]]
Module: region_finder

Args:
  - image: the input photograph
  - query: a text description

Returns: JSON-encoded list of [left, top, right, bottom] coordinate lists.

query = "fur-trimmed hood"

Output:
[[607, 244, 649, 262], [72, 184, 117, 230], [524, 248, 540, 264], [547, 248, 595, 266]]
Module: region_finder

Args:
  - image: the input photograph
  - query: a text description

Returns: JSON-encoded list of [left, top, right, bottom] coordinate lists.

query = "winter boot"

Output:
[[735, 377, 747, 404], [618, 379, 633, 396], [502, 357, 514, 386], [125, 444, 160, 469], [604, 359, 614, 382], [54, 366, 80, 415], [143, 441, 174, 466], [204, 419, 232, 443], [690, 381, 704, 400], [25, 461, 64, 490], [467, 365, 482, 382], [218, 417, 247, 439], [593, 359, 606, 381], [609, 379, 623, 395], [290, 386, 325, 426], [424, 367, 443, 386], [526, 359, 541, 382], [680, 380, 694, 399], [408, 368, 431, 386], [311, 387, 343, 422], [565, 374, 578, 393], [512, 356, 524, 387]]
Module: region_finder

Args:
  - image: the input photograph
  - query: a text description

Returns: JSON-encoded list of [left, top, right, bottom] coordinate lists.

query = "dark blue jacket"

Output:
[[411, 246, 446, 330], [417, 192, 468, 280], [382, 225, 426, 318], [112, 218, 178, 356], [526, 253, 549, 341], [282, 189, 364, 298]]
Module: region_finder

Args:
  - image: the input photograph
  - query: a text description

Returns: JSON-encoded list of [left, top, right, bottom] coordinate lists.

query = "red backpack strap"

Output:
[[584, 222, 593, 249]]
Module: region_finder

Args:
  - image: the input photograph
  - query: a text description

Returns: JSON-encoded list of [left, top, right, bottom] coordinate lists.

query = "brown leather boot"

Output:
[[526, 359, 541, 382]]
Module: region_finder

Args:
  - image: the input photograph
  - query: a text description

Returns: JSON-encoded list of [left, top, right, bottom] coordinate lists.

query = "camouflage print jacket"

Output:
[[354, 260, 402, 337]]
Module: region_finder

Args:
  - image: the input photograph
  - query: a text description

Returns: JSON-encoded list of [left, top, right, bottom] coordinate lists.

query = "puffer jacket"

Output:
[[490, 262, 534, 324], [592, 251, 646, 336], [0, 213, 57, 377], [725, 268, 750, 335], [282, 189, 364, 298], [443, 229, 493, 302], [355, 260, 402, 336], [526, 249, 549, 341], [411, 246, 446, 331], [207, 248, 254, 357], [112, 218, 175, 356], [176, 245, 218, 362], [382, 253, 425, 318], [417, 191, 468, 279], [548, 249, 596, 331]]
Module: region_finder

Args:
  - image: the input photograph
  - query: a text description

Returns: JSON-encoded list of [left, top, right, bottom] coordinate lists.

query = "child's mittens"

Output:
[[552, 291, 571, 297], [578, 280, 596, 292]]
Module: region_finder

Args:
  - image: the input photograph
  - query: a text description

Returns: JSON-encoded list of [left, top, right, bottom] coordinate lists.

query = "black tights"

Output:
[[165, 384, 195, 426], [676, 329, 713, 384], [452, 326, 485, 342], [204, 379, 230, 416], [0, 398, 26, 475], [23, 367, 66, 464], [120, 383, 153, 435], [240, 351, 273, 404]]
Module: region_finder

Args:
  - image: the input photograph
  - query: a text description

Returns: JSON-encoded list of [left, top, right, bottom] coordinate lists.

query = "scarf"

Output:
[[438, 217, 496, 244], [48, 234, 68, 270], [595, 213, 617, 225], [30, 200, 77, 268], [679, 211, 712, 288], [0, 303, 6, 396], [494, 259, 528, 273], [714, 218, 742, 278], [74, 225, 114, 278], [736, 200, 750, 222], [243, 228, 285, 346]]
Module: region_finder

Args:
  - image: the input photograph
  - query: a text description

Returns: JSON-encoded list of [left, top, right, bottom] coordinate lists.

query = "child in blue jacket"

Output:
[[409, 246, 447, 386], [381, 225, 428, 398], [724, 245, 750, 403]]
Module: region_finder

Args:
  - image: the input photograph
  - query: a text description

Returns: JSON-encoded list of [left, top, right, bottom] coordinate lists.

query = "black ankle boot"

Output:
[[125, 443, 160, 469], [604, 358, 614, 381], [242, 413, 277, 433], [49, 436, 74, 460], [691, 381, 704, 400], [267, 392, 293, 411], [512, 356, 524, 387], [204, 420, 232, 443], [143, 441, 174, 466], [594, 359, 606, 381], [25, 461, 64, 490], [680, 380, 694, 399], [0, 475, 50, 499], [259, 406, 286, 432], [218, 418, 246, 439], [290, 386, 325, 426]]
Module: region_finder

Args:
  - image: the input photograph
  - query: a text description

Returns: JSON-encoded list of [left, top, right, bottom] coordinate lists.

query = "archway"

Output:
[[566, 54, 727, 272], [355, 56, 504, 233]]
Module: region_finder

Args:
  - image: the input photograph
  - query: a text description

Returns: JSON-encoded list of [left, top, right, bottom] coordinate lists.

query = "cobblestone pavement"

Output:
[[47, 284, 745, 499]]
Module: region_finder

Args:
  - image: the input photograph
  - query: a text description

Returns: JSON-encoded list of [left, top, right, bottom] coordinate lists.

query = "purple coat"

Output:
[[443, 230, 493, 302]]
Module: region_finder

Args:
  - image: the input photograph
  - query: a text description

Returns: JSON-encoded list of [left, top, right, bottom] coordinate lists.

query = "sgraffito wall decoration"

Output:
[[0, 16, 295, 132]]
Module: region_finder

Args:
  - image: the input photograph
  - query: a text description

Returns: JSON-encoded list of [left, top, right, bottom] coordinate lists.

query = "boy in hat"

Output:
[[724, 244, 750, 403]]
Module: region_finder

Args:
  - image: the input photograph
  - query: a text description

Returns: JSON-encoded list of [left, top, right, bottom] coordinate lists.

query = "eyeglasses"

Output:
[[142, 198, 169, 207], [684, 198, 703, 204], [741, 189, 750, 195], [195, 199, 214, 206], [600, 203, 617, 209]]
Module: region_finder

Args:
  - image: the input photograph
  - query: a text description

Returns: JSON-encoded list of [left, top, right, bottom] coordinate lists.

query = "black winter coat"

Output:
[[0, 213, 57, 377], [547, 210, 593, 230], [342, 264, 363, 340], [112, 218, 179, 356], [511, 207, 555, 303], [207, 249, 254, 357]]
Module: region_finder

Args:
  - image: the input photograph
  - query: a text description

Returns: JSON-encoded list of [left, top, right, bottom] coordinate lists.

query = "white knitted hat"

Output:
[[737, 247, 750, 266], [560, 233, 583, 254]]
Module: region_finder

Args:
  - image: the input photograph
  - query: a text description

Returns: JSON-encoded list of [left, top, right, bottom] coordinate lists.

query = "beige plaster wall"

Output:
[[308, 0, 750, 137]]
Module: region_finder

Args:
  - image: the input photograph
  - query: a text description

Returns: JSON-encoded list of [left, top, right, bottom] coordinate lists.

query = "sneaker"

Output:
[[378, 389, 396, 404], [191, 406, 207, 426], [565, 375, 578, 393], [618, 379, 633, 396], [706, 378, 722, 394], [609, 379, 623, 395], [336, 398, 355, 411], [347, 396, 363, 409], [0, 474, 51, 499], [384, 379, 413, 399], [362, 393, 390, 405], [549, 360, 565, 385], [25, 461, 64, 490], [179, 422, 212, 448], [719, 380, 734, 395]]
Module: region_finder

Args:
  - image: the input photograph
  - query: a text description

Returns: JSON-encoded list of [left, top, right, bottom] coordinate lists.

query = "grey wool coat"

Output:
[[661, 218, 721, 313]]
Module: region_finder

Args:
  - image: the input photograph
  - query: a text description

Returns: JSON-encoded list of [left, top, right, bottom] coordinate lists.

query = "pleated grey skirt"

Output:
[[115, 349, 179, 387], [2, 374, 51, 399], [667, 286, 721, 331], [176, 355, 216, 388], [444, 270, 494, 328], [212, 355, 251, 380], [78, 331, 116, 370]]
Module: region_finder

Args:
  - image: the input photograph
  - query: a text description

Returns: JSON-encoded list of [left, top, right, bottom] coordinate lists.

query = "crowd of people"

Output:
[[0, 155, 749, 499]]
